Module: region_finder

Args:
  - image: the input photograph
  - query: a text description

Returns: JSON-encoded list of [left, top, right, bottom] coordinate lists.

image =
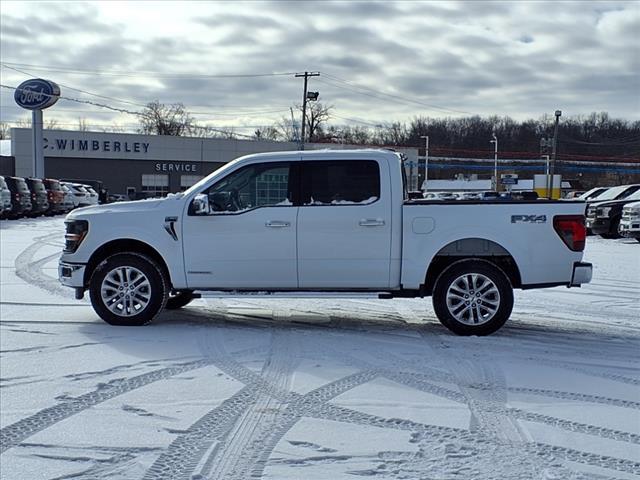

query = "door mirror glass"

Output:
[[190, 193, 210, 215]]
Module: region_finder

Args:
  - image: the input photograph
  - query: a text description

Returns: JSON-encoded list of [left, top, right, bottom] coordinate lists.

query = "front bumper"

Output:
[[618, 220, 640, 238], [59, 261, 86, 288], [585, 217, 610, 235], [570, 262, 593, 286]]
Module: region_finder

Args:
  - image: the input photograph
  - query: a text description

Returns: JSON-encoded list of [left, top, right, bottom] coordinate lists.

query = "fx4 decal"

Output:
[[511, 214, 547, 224]]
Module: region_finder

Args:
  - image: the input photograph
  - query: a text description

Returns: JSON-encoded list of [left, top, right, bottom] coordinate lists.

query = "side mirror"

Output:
[[190, 193, 210, 215]]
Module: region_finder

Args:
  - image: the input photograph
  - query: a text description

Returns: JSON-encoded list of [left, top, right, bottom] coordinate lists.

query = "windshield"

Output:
[[578, 187, 606, 200], [594, 185, 639, 201], [16, 180, 29, 192], [183, 157, 246, 196], [47, 180, 62, 191], [627, 190, 640, 201], [29, 180, 45, 192]]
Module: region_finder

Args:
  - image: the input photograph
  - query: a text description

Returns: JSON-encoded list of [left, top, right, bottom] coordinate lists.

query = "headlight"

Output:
[[64, 220, 89, 253]]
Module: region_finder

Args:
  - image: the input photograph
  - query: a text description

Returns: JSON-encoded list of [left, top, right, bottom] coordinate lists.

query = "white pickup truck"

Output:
[[59, 149, 592, 335]]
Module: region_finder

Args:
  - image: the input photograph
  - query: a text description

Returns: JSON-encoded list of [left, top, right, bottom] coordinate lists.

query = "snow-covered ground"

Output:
[[1, 216, 638, 480]]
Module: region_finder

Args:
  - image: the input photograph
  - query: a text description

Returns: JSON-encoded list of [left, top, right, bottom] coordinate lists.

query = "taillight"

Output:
[[553, 215, 586, 252]]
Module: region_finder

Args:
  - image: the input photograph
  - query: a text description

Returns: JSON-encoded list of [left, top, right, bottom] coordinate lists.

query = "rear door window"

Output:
[[301, 160, 380, 206]]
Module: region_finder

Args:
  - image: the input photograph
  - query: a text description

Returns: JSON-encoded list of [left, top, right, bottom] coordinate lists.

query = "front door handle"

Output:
[[359, 218, 385, 227], [265, 221, 291, 228]]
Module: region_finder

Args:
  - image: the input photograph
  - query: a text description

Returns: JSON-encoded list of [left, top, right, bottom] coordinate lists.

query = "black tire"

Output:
[[601, 218, 621, 239], [165, 290, 195, 310], [432, 259, 513, 336], [89, 253, 168, 326]]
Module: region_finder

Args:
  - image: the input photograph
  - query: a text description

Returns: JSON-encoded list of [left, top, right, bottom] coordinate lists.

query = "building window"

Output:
[[141, 174, 169, 197], [180, 175, 203, 191]]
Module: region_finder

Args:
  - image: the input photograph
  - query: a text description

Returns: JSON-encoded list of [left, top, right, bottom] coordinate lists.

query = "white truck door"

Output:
[[182, 161, 298, 289], [297, 159, 392, 288]]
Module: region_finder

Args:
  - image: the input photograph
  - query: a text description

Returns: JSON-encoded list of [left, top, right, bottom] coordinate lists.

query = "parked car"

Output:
[[575, 187, 609, 201], [24, 178, 50, 217], [43, 178, 65, 215], [478, 191, 500, 200], [4, 176, 32, 218], [0, 176, 12, 219], [84, 186, 100, 206], [423, 191, 459, 200], [585, 184, 640, 204], [107, 193, 128, 203], [586, 190, 640, 238], [60, 149, 591, 336], [618, 201, 640, 242], [458, 192, 482, 200], [564, 190, 585, 199], [60, 183, 78, 211], [62, 183, 92, 207]]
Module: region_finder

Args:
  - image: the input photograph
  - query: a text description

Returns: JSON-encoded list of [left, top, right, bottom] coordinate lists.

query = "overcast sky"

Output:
[[1, 0, 639, 135]]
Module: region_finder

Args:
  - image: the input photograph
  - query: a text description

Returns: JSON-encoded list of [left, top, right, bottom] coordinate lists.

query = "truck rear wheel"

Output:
[[432, 260, 513, 336], [89, 253, 168, 326]]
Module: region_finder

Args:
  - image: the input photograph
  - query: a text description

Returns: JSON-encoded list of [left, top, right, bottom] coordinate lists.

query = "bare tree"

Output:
[[78, 118, 89, 131], [13, 117, 59, 130], [0, 122, 10, 140], [138, 100, 196, 136], [303, 102, 333, 142], [254, 126, 279, 141]]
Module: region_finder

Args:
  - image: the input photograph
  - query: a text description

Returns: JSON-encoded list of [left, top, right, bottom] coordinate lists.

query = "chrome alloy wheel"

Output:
[[100, 266, 151, 317], [446, 273, 500, 326]]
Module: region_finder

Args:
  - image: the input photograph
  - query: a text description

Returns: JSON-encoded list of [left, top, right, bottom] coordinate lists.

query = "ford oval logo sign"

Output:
[[14, 79, 60, 110]]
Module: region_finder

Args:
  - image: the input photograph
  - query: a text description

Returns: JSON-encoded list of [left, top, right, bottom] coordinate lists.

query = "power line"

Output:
[[321, 72, 472, 115], [1, 61, 297, 78], [2, 63, 149, 108]]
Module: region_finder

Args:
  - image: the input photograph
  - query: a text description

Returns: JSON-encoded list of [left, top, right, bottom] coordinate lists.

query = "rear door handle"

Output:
[[359, 218, 385, 227], [265, 221, 291, 228]]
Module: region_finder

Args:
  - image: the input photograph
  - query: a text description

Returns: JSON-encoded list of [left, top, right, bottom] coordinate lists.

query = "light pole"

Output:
[[420, 135, 429, 191], [549, 110, 562, 199], [490, 131, 498, 191]]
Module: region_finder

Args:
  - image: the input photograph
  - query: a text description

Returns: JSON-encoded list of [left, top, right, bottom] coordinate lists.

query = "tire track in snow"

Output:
[[305, 403, 640, 477], [203, 329, 299, 480], [143, 327, 380, 480], [14, 231, 70, 298], [0, 359, 211, 454], [507, 387, 640, 410]]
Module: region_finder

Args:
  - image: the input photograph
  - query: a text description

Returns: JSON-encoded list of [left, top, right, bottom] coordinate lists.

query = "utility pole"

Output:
[[420, 135, 429, 191], [490, 131, 498, 192], [549, 110, 562, 199], [295, 71, 319, 150]]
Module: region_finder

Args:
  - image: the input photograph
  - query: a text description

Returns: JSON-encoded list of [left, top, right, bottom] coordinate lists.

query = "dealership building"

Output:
[[1, 128, 418, 198]]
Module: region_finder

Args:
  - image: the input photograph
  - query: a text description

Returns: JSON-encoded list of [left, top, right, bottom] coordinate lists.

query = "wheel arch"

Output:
[[84, 238, 172, 288], [423, 238, 522, 295]]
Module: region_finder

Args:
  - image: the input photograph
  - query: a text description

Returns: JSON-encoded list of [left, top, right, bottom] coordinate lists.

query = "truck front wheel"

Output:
[[432, 260, 513, 336], [89, 253, 168, 326]]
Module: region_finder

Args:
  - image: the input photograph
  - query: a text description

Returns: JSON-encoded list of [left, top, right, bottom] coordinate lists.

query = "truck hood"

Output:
[[623, 201, 640, 211], [588, 197, 640, 209], [67, 197, 171, 219]]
